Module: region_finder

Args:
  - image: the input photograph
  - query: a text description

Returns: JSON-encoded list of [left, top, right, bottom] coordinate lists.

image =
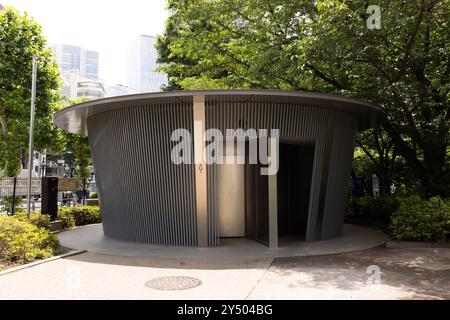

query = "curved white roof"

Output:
[[54, 90, 382, 135]]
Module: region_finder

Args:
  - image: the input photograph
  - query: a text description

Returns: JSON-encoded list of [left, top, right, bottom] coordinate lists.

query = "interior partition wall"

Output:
[[245, 161, 270, 246]]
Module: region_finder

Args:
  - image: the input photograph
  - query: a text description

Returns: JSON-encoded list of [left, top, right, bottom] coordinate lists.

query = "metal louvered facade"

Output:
[[54, 90, 381, 247], [206, 98, 327, 243], [87, 100, 198, 246]]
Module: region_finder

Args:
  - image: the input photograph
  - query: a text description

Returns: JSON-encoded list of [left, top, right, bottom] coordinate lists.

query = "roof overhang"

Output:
[[54, 90, 382, 136]]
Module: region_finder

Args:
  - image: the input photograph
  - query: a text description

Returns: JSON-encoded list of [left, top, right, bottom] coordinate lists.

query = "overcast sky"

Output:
[[1, 0, 169, 85]]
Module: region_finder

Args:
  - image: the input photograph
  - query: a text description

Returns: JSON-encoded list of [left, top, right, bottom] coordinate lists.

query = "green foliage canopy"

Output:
[[57, 97, 91, 178], [158, 0, 450, 196], [0, 7, 61, 176]]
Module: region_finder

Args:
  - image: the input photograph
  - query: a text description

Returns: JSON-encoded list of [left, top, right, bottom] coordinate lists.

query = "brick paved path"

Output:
[[0, 246, 449, 300]]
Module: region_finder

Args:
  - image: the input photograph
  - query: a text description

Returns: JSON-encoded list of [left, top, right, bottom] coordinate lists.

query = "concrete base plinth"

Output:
[[57, 224, 389, 260]]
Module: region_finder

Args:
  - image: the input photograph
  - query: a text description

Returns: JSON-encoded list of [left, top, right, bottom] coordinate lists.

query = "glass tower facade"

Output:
[[127, 35, 168, 92], [51, 44, 99, 80]]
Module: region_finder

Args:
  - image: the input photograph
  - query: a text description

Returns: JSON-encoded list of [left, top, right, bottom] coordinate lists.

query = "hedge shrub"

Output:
[[57, 209, 75, 229], [57, 206, 101, 228], [0, 217, 61, 264], [390, 196, 450, 242], [13, 211, 51, 230], [347, 195, 401, 225]]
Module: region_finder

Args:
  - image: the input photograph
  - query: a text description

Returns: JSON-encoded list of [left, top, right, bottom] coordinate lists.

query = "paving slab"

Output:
[[248, 247, 450, 300], [0, 246, 448, 300], [0, 252, 272, 300]]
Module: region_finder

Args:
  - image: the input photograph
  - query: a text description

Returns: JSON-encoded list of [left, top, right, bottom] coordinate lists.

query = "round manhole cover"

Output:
[[144, 276, 202, 291]]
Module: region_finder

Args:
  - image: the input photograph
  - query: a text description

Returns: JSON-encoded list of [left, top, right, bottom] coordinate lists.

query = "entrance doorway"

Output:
[[277, 142, 315, 243], [218, 139, 271, 244], [219, 140, 315, 247], [217, 143, 246, 238], [245, 162, 269, 245]]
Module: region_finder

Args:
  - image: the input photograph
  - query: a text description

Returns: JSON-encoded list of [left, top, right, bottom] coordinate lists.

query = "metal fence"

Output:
[[0, 177, 96, 216], [0, 177, 41, 215]]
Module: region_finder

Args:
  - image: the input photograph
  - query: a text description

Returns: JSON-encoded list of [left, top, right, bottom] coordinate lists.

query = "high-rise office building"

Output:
[[50, 44, 102, 100], [103, 83, 141, 98], [104, 84, 129, 98], [50, 44, 99, 79], [127, 35, 168, 92], [60, 70, 104, 100]]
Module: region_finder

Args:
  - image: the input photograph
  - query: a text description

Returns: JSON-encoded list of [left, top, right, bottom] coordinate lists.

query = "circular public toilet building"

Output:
[[54, 90, 381, 248]]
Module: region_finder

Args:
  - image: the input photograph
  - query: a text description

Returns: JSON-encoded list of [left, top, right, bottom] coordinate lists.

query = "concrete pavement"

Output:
[[0, 246, 449, 300]]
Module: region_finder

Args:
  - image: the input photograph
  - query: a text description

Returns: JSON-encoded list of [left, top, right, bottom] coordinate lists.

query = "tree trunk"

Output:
[[377, 171, 392, 197], [0, 115, 7, 136], [383, 121, 449, 198]]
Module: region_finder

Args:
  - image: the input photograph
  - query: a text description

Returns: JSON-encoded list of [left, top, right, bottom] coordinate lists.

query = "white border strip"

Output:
[[0, 250, 86, 276]]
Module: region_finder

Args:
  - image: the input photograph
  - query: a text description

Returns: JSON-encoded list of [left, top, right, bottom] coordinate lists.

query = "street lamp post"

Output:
[[26, 55, 38, 217]]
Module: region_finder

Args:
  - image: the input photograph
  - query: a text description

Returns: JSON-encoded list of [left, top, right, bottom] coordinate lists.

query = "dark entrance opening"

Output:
[[277, 142, 315, 243], [245, 161, 269, 246], [244, 138, 271, 246]]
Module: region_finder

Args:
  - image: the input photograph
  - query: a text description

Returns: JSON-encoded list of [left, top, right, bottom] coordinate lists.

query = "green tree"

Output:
[[354, 129, 400, 196], [0, 7, 61, 176], [61, 134, 91, 178], [157, 0, 450, 197], [353, 130, 421, 196], [56, 97, 91, 178]]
